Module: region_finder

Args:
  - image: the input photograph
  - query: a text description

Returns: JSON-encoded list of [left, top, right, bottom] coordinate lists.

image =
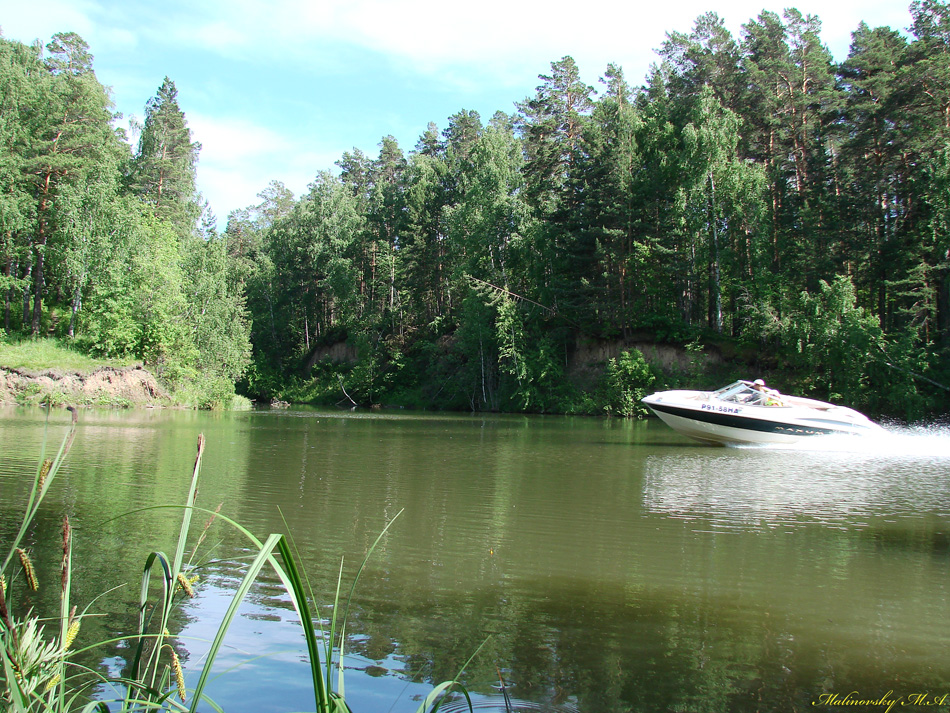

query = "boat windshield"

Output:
[[712, 380, 783, 406]]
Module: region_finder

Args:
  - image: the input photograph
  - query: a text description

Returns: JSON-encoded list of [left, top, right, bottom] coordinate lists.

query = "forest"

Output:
[[2, 1, 949, 419]]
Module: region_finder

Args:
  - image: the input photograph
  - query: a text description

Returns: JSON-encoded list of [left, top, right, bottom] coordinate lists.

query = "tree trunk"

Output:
[[708, 170, 722, 333], [32, 173, 53, 336], [3, 253, 12, 332], [21, 254, 32, 328], [68, 287, 81, 338]]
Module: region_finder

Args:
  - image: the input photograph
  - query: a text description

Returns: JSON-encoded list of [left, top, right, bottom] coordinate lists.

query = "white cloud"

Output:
[[188, 113, 338, 220], [0, 0, 144, 55], [126, 0, 914, 96], [170, 20, 252, 56], [189, 114, 291, 163]]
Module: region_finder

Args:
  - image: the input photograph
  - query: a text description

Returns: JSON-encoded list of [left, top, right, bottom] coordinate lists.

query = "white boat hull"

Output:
[[648, 406, 805, 445], [642, 383, 883, 446]]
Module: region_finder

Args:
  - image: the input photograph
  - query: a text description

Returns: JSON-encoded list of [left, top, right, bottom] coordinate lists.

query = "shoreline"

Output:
[[0, 364, 170, 408]]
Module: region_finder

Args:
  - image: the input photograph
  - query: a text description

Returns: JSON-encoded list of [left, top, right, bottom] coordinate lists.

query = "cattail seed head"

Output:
[[171, 650, 186, 702], [0, 574, 9, 626], [176, 572, 195, 597], [38, 458, 52, 490], [17, 548, 38, 591], [65, 618, 80, 650]]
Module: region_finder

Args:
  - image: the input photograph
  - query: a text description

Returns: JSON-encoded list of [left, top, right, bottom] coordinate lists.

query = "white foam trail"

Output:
[[738, 425, 950, 458]]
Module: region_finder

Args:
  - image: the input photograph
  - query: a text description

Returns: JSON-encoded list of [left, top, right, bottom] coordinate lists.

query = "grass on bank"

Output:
[[0, 337, 137, 374], [0, 336, 253, 411], [0, 413, 478, 712]]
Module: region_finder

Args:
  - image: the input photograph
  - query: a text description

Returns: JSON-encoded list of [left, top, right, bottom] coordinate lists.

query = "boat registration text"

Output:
[[701, 403, 742, 415]]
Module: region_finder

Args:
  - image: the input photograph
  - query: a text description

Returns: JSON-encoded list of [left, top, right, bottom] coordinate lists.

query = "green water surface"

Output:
[[1, 405, 949, 712]]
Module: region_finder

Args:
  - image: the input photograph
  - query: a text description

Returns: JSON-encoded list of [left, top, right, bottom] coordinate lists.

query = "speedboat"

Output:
[[641, 380, 884, 445]]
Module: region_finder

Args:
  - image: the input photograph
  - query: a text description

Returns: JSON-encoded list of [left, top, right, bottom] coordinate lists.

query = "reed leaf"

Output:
[[79, 703, 112, 713], [54, 517, 74, 713], [274, 535, 330, 712], [276, 507, 330, 668], [173, 435, 204, 577], [413, 680, 474, 713], [187, 532, 282, 713], [413, 636, 491, 713], [328, 555, 345, 698], [130, 550, 173, 688], [2, 645, 31, 711]]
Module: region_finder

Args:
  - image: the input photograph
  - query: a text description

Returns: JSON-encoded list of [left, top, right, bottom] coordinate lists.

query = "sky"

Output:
[[0, 0, 915, 228]]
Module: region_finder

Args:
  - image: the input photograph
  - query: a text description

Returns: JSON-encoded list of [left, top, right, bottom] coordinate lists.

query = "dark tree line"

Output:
[[227, 2, 950, 418], [3, 4, 949, 417]]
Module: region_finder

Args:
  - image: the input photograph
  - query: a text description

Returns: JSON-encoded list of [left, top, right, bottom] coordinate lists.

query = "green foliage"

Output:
[[601, 349, 658, 417], [740, 275, 934, 414], [127, 77, 201, 235], [5, 12, 950, 418], [0, 35, 250, 409], [495, 297, 565, 412]]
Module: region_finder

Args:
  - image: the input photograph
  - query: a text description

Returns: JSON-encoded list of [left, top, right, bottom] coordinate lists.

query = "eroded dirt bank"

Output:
[[0, 365, 169, 407]]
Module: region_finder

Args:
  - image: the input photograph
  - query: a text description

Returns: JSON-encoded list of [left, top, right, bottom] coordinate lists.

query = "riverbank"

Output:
[[0, 364, 170, 407], [0, 337, 258, 409], [0, 338, 167, 407]]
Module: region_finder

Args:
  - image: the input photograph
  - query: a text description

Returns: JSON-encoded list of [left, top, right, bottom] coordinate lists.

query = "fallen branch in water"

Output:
[[337, 374, 358, 407]]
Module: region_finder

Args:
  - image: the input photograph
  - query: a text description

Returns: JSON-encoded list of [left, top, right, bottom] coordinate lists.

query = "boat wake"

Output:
[[735, 423, 950, 458], [643, 425, 950, 526]]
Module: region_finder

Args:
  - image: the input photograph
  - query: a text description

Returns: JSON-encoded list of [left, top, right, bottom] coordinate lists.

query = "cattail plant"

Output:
[[16, 549, 38, 592], [2, 412, 480, 713]]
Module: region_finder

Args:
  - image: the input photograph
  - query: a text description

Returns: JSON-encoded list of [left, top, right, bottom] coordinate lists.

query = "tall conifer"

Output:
[[129, 77, 201, 236]]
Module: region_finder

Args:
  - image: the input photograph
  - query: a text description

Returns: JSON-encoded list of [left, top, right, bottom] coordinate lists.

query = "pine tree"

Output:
[[660, 12, 743, 111], [518, 56, 595, 312], [838, 23, 909, 320], [128, 77, 201, 236], [571, 63, 644, 332]]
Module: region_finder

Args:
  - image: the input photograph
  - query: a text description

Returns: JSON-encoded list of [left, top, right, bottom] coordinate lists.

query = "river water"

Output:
[[1, 405, 950, 712]]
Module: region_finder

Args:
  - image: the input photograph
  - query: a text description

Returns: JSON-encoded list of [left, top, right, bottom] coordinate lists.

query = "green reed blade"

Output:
[[187, 532, 283, 713], [414, 635, 490, 713], [122, 505, 299, 601], [130, 551, 172, 685], [327, 555, 344, 698], [413, 680, 474, 713], [277, 507, 329, 667], [173, 435, 205, 578], [78, 702, 112, 713], [335, 508, 403, 695], [2, 645, 31, 711], [276, 535, 330, 713], [55, 520, 73, 712]]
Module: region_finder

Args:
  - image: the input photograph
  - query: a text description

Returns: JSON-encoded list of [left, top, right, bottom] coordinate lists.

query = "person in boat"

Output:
[[752, 379, 784, 406]]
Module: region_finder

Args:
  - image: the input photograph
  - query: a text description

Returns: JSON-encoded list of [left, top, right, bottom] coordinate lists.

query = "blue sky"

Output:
[[1, 0, 913, 227]]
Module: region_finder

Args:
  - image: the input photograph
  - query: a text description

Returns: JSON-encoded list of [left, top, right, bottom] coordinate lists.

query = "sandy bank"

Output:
[[0, 365, 170, 407]]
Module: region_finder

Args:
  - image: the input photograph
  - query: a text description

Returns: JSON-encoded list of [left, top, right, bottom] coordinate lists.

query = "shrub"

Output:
[[602, 349, 657, 417]]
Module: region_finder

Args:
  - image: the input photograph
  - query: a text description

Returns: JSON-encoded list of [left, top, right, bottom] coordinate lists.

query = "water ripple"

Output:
[[435, 696, 581, 713]]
